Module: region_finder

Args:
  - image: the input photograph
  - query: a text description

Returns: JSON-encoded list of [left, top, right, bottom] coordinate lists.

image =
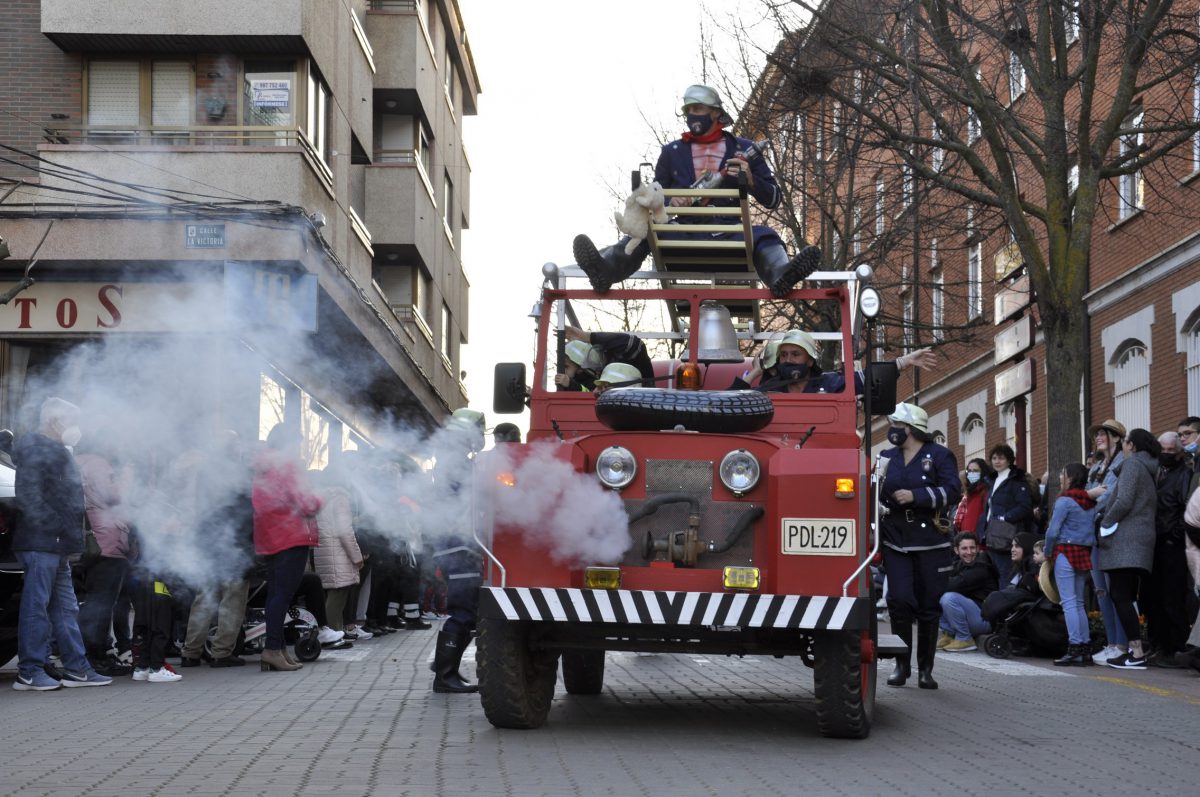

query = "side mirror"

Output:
[[866, 361, 897, 415], [493, 362, 528, 415]]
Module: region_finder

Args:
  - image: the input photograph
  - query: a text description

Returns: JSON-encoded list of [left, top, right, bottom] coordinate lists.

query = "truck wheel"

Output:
[[561, 650, 605, 695], [477, 618, 559, 729], [812, 630, 875, 739], [595, 388, 773, 433]]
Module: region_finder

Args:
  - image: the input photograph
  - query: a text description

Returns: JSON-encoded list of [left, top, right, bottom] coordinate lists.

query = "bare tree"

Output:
[[740, 0, 1200, 468]]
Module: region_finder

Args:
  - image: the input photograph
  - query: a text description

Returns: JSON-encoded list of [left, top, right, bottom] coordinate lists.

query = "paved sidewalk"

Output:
[[1, 625, 1199, 797]]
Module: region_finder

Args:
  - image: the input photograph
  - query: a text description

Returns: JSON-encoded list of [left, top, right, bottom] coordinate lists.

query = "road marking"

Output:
[[940, 654, 1073, 677], [1088, 674, 1200, 705]]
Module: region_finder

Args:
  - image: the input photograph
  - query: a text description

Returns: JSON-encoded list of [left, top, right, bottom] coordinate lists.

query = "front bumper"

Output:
[[479, 587, 871, 631]]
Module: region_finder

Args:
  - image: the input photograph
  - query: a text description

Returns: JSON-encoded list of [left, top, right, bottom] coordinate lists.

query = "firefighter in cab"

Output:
[[878, 402, 960, 691], [430, 407, 486, 694]]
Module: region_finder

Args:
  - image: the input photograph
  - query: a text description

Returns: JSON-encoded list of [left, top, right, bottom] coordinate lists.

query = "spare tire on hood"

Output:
[[594, 388, 773, 433]]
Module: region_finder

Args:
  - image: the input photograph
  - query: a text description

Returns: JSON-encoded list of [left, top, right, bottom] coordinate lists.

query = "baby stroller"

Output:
[[203, 579, 322, 664], [979, 588, 1068, 659]]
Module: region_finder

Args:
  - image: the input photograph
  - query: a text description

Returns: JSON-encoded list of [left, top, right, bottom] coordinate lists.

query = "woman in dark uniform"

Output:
[[878, 402, 961, 689]]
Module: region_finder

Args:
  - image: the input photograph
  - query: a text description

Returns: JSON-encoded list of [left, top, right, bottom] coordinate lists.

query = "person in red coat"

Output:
[[252, 423, 321, 672], [953, 458, 991, 534]]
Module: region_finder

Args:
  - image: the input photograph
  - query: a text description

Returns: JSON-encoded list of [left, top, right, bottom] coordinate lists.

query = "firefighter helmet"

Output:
[[565, 340, 604, 371], [888, 402, 929, 432], [762, 330, 820, 369], [680, 84, 734, 126], [596, 362, 642, 387]]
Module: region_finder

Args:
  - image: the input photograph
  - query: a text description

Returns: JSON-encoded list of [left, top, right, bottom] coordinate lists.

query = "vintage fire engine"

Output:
[[476, 179, 902, 739]]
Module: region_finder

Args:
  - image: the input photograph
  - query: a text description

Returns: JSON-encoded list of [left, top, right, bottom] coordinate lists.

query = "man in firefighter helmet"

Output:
[[572, 83, 823, 298], [877, 402, 960, 690], [553, 340, 606, 392], [430, 407, 485, 693], [554, 325, 654, 390], [732, 330, 936, 394], [594, 362, 643, 394]]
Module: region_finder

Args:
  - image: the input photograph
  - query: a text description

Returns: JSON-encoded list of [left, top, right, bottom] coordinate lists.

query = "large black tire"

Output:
[[812, 630, 875, 739], [477, 618, 559, 729], [595, 388, 773, 433], [561, 650, 605, 695]]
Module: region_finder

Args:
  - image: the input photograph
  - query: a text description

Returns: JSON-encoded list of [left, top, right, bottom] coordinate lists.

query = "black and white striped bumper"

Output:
[[479, 587, 869, 631]]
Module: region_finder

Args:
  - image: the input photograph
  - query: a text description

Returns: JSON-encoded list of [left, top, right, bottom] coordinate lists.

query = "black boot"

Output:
[[432, 630, 477, 694], [573, 234, 650, 293], [1054, 644, 1084, 667], [917, 621, 939, 690], [752, 241, 823, 298], [887, 623, 912, 687]]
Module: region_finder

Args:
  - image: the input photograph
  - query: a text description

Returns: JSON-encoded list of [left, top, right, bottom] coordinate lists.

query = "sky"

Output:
[[456, 0, 786, 435]]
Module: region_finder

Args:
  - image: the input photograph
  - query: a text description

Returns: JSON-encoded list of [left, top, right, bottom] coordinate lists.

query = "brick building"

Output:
[[0, 0, 479, 460], [745, 2, 1200, 476]]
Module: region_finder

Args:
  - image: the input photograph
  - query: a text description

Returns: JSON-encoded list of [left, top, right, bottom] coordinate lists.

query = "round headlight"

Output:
[[720, 449, 760, 495], [596, 446, 637, 490]]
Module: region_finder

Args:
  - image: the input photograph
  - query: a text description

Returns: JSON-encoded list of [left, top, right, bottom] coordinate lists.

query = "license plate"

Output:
[[781, 518, 856, 556]]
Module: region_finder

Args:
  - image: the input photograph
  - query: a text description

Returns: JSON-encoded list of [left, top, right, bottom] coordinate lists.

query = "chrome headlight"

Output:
[[595, 446, 637, 490], [719, 449, 760, 495]]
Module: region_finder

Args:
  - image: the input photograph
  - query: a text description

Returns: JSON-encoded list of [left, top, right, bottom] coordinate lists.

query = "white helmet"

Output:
[[596, 362, 642, 387], [888, 402, 929, 432], [762, 330, 820, 369], [680, 84, 734, 126], [565, 340, 604, 371], [446, 407, 485, 452]]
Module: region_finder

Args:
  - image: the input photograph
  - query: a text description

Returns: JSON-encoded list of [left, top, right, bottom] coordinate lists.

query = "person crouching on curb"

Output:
[[937, 532, 998, 653]]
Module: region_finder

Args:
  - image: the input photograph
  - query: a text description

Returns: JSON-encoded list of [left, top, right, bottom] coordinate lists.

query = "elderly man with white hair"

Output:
[[11, 397, 112, 690]]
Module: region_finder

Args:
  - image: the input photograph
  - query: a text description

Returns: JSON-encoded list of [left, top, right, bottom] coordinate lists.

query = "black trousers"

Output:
[[77, 557, 128, 656], [882, 545, 954, 627], [132, 573, 174, 670], [1143, 540, 1190, 654], [293, 572, 328, 627], [1106, 567, 1144, 644]]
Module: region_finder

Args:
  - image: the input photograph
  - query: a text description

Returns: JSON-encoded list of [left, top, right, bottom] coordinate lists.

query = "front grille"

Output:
[[621, 458, 760, 567]]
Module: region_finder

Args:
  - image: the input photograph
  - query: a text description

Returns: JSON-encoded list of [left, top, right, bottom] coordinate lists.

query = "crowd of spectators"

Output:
[[936, 415, 1200, 672]]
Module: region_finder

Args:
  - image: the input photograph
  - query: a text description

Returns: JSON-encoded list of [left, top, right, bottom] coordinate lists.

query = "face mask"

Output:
[[60, 425, 82, 448], [1159, 454, 1180, 469], [777, 362, 810, 382], [1186, 441, 1199, 454], [966, 471, 981, 485], [686, 113, 714, 136], [887, 427, 908, 447], [1039, 483, 1047, 495]]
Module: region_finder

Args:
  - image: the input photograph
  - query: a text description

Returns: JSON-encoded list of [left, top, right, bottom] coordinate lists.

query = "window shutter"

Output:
[[152, 62, 192, 127], [88, 61, 140, 127]]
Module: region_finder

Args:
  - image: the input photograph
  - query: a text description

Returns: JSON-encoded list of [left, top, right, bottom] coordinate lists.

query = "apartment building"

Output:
[[0, 0, 478, 460], [746, 4, 1200, 474]]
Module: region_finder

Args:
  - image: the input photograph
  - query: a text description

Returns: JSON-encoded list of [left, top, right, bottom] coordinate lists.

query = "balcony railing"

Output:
[[41, 124, 333, 186], [369, 0, 417, 10]]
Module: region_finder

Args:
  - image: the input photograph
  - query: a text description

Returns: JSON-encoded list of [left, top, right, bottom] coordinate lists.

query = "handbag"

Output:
[[80, 517, 102, 568], [985, 517, 1018, 551]]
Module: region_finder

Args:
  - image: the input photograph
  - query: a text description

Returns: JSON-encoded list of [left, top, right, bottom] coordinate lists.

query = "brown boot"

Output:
[[260, 648, 301, 672], [281, 647, 303, 668]]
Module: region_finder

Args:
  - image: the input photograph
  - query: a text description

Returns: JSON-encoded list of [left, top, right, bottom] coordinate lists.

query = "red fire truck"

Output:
[[477, 182, 903, 739]]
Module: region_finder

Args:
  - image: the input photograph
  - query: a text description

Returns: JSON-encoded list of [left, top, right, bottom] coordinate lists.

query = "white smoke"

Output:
[[478, 442, 631, 566]]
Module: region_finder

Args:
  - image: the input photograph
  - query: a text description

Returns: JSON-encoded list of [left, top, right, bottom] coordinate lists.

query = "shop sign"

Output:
[[994, 358, 1036, 405], [993, 314, 1033, 365], [185, 223, 225, 249], [994, 273, 1031, 325], [224, 261, 317, 333], [0, 282, 222, 334]]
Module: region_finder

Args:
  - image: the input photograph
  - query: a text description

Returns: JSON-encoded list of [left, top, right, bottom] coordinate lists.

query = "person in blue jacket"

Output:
[[974, 443, 1035, 589], [1043, 462, 1098, 666], [730, 330, 936, 394], [572, 84, 822, 297], [878, 402, 961, 690]]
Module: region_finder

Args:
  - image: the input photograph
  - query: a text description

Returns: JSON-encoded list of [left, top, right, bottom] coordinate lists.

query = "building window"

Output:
[[1193, 69, 1200, 173], [931, 120, 944, 172], [444, 39, 456, 112], [1068, 163, 1079, 195], [301, 394, 330, 472], [931, 239, 945, 343], [415, 267, 433, 326], [441, 302, 453, 362], [1112, 342, 1150, 431], [151, 61, 192, 128], [901, 163, 913, 209], [1008, 51, 1026, 103], [258, 371, 290, 442], [305, 69, 331, 165], [967, 211, 982, 320], [1066, 4, 1080, 43], [87, 59, 194, 135], [417, 124, 433, 178], [902, 286, 915, 353], [1118, 111, 1144, 219], [967, 67, 982, 144], [875, 176, 885, 236], [243, 60, 297, 129], [87, 60, 141, 128], [962, 414, 986, 465], [442, 170, 454, 233], [1186, 317, 1200, 415], [852, 205, 862, 257]]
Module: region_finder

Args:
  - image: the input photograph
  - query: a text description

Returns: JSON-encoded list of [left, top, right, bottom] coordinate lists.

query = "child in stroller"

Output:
[[979, 538, 1068, 658]]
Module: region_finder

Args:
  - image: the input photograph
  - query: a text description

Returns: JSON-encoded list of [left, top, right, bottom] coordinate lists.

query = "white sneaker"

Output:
[[147, 667, 182, 683], [132, 668, 150, 681], [1092, 644, 1124, 664], [317, 626, 345, 645], [353, 627, 373, 640]]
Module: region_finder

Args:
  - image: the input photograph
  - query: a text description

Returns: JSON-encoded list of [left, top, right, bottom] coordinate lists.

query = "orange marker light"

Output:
[[677, 363, 701, 390], [835, 478, 855, 498], [496, 471, 516, 487]]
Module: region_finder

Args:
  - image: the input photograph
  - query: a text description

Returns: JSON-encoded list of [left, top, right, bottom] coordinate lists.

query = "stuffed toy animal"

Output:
[[613, 181, 668, 255]]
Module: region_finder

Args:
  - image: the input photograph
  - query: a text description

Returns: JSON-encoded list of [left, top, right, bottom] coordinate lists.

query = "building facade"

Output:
[[745, 3, 1200, 476], [0, 0, 478, 462]]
